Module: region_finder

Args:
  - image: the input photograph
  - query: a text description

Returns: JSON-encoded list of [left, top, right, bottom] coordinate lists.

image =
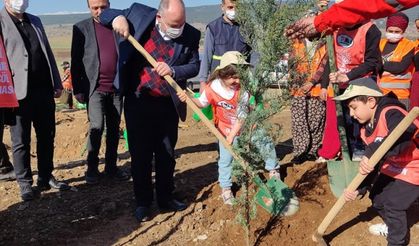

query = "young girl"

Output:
[[178, 51, 290, 207]]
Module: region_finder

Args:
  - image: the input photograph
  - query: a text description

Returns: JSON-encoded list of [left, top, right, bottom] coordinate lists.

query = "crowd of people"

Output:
[[0, 0, 417, 245], [287, 0, 419, 166]]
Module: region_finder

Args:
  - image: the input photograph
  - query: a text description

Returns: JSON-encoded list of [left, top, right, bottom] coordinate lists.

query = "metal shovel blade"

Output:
[[254, 176, 294, 215], [327, 159, 359, 197]]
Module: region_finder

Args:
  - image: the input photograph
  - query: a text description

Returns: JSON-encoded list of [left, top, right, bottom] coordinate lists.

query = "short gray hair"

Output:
[[158, 0, 185, 14]]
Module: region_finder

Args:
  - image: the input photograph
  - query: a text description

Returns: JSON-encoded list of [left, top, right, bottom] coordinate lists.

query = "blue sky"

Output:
[[0, 0, 221, 15]]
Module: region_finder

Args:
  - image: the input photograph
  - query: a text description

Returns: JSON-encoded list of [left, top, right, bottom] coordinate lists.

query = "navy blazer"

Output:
[[100, 3, 201, 121]]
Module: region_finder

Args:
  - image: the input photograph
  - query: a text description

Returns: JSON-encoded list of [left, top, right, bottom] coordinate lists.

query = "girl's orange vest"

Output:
[[203, 82, 241, 137], [360, 106, 419, 185], [378, 38, 416, 100], [333, 21, 373, 88]]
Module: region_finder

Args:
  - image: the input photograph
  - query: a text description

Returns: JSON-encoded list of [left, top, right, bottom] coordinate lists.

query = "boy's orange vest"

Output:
[[204, 82, 241, 137], [360, 106, 419, 185], [378, 38, 416, 100], [334, 21, 373, 88]]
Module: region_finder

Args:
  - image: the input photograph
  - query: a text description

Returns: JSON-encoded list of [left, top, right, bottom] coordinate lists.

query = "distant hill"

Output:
[[39, 5, 221, 26]]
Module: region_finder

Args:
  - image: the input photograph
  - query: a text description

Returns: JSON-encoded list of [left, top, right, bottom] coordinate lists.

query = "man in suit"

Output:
[[71, 0, 129, 185], [0, 0, 69, 201], [100, 0, 200, 222]]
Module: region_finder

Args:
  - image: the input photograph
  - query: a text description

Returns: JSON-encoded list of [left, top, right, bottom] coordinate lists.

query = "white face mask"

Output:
[[8, 0, 29, 14], [165, 25, 184, 39], [159, 20, 184, 40], [385, 32, 403, 43], [225, 10, 236, 21]]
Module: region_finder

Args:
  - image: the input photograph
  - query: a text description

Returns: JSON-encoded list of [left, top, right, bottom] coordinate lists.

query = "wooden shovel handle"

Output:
[[127, 35, 249, 171], [313, 106, 419, 242]]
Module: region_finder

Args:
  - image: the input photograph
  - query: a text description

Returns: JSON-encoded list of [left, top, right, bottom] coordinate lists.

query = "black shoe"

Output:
[[19, 184, 39, 201], [105, 168, 130, 181], [38, 176, 70, 191], [306, 154, 317, 162], [0, 170, 16, 182], [159, 199, 187, 212], [85, 169, 102, 185], [134, 206, 150, 222]]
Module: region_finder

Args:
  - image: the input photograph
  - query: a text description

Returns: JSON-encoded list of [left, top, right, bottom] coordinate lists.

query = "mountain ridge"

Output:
[[39, 4, 221, 26]]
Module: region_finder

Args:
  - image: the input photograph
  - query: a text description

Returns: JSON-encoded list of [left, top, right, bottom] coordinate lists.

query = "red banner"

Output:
[[0, 36, 18, 108]]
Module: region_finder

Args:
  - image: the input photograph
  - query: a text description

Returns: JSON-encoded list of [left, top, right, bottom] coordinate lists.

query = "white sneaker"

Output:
[[368, 223, 388, 237], [315, 156, 327, 164], [280, 194, 300, 216], [221, 188, 234, 206]]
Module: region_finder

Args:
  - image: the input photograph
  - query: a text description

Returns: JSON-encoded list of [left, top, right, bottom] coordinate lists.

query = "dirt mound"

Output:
[[0, 107, 418, 245]]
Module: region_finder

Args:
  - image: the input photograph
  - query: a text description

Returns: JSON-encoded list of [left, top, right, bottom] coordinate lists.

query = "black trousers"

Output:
[[11, 89, 56, 186], [86, 91, 122, 174], [370, 175, 419, 246], [124, 93, 179, 207], [0, 109, 13, 174]]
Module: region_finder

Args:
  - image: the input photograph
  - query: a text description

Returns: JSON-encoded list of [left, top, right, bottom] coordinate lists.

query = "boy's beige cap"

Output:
[[334, 78, 384, 101], [215, 51, 250, 71]]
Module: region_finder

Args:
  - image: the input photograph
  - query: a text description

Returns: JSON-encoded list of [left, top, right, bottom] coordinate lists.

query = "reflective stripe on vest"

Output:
[[379, 82, 411, 89], [212, 55, 222, 60], [360, 106, 419, 185]]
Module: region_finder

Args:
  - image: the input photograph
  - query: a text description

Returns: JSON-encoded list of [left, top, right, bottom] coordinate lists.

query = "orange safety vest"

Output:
[[61, 69, 73, 90], [360, 106, 419, 185], [204, 82, 242, 137], [291, 40, 333, 97], [309, 44, 334, 97], [379, 38, 416, 100], [334, 21, 373, 88]]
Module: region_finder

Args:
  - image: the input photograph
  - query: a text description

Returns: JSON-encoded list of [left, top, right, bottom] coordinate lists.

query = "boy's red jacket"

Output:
[[314, 0, 419, 33]]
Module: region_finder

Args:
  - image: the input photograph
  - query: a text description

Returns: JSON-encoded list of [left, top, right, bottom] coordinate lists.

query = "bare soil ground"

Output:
[[0, 104, 418, 246]]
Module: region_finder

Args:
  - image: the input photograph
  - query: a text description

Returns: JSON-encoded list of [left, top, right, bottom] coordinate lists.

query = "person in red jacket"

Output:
[[285, 0, 419, 39]]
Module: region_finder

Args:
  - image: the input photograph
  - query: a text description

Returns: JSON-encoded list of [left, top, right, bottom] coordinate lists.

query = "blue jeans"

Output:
[[217, 129, 278, 189]]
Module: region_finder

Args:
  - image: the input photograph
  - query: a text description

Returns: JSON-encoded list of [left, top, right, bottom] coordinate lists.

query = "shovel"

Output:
[[313, 106, 419, 245], [127, 35, 294, 215], [324, 35, 359, 198]]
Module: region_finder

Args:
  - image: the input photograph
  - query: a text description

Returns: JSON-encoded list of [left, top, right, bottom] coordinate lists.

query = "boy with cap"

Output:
[[337, 78, 419, 246]]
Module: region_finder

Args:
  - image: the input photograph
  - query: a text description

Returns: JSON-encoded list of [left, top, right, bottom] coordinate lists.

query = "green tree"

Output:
[[231, 0, 314, 244]]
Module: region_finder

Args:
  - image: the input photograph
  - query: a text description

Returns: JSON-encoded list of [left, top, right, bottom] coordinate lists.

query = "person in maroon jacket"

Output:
[[285, 0, 419, 39]]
